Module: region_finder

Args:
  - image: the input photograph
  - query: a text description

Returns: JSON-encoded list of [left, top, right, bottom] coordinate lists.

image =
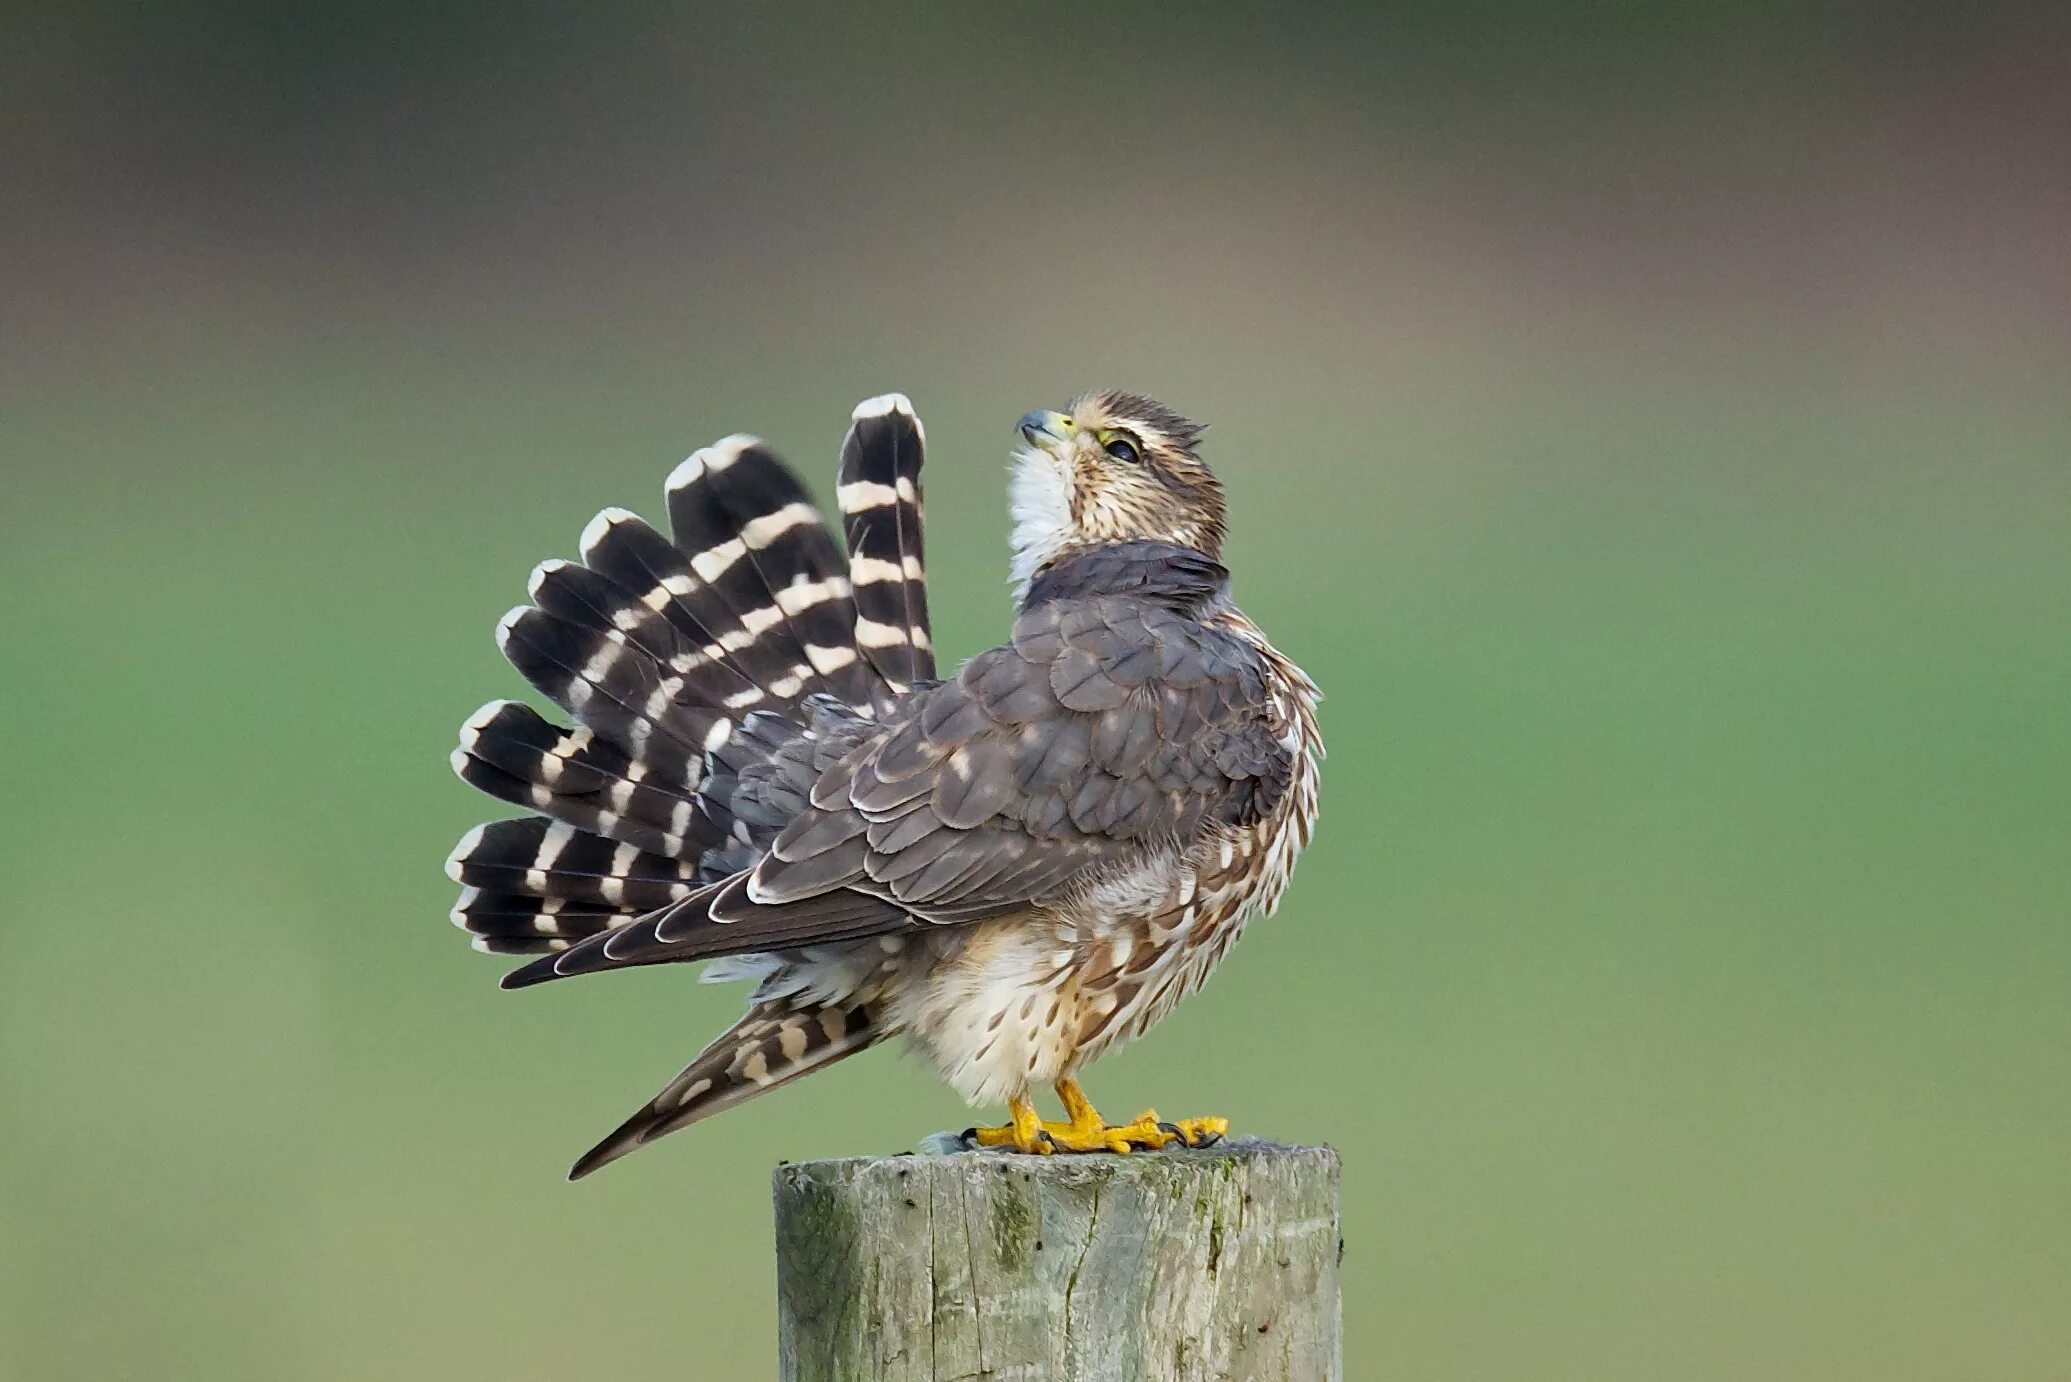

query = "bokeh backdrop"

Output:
[[5, 4, 2068, 1378]]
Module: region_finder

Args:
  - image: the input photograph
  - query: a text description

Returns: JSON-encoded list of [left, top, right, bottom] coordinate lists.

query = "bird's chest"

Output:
[[897, 659, 1321, 1098], [1073, 685, 1322, 1054]]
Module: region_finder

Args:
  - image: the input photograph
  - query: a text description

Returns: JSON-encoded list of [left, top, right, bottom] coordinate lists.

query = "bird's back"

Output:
[[440, 390, 1323, 1175]]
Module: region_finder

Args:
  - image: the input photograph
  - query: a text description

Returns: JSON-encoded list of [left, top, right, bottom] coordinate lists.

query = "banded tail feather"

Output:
[[449, 889, 636, 956], [452, 699, 723, 860], [568, 999, 881, 1179], [453, 399, 940, 957], [444, 816, 704, 909], [458, 420, 919, 882], [492, 596, 712, 794], [444, 815, 704, 954], [439, 388, 1318, 1177], [665, 435, 882, 710], [838, 394, 934, 691], [444, 396, 938, 1170]]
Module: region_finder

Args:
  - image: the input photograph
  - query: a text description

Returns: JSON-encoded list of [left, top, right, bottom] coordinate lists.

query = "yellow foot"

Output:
[[1052, 1109, 1230, 1153], [962, 1078, 1233, 1154], [963, 1093, 1052, 1154], [1058, 1075, 1229, 1152], [1160, 1114, 1231, 1149], [1031, 1107, 1232, 1153], [961, 1081, 1232, 1155]]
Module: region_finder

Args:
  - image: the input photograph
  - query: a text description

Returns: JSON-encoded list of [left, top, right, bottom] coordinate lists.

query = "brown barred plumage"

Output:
[[568, 998, 882, 1178], [444, 390, 1321, 1175]]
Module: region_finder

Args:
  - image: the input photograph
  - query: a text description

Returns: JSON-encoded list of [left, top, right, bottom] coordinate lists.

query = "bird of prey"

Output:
[[444, 391, 1322, 1177]]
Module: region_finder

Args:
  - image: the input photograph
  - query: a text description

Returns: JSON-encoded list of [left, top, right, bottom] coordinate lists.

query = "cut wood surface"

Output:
[[774, 1140, 1342, 1381]]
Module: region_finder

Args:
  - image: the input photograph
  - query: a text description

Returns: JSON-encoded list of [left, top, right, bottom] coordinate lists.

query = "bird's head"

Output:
[[1008, 390, 1225, 600]]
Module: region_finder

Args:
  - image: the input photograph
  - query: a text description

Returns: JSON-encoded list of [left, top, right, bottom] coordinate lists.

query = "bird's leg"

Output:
[[1053, 1076, 1109, 1142], [963, 1092, 1052, 1154], [1038, 1077, 1230, 1153]]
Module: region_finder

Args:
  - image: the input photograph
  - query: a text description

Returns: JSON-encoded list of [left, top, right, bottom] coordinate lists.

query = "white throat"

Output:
[[1008, 445, 1075, 603]]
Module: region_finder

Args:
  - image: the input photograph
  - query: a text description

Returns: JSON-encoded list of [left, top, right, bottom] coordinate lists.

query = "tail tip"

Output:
[[444, 824, 486, 882], [852, 392, 915, 420], [492, 606, 528, 653], [449, 885, 482, 930], [578, 507, 639, 558], [527, 558, 574, 598], [460, 699, 518, 736], [852, 392, 924, 444], [669, 434, 761, 493]]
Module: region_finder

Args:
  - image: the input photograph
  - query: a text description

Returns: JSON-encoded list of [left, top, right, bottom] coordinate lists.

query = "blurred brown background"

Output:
[[4, 4, 2068, 1378]]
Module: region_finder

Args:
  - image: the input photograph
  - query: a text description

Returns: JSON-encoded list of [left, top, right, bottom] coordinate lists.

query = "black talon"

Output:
[[1038, 1129, 1059, 1150], [1157, 1120, 1186, 1146], [958, 1126, 980, 1149]]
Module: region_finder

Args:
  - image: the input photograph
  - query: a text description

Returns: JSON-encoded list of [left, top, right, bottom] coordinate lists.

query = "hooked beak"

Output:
[[1016, 409, 1075, 452]]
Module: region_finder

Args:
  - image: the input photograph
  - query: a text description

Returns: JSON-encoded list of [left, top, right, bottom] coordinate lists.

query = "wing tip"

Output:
[[567, 1092, 683, 1180], [566, 1136, 629, 1180], [499, 954, 562, 990]]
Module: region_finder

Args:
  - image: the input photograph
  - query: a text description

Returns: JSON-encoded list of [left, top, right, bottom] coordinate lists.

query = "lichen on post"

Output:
[[774, 1140, 1342, 1381]]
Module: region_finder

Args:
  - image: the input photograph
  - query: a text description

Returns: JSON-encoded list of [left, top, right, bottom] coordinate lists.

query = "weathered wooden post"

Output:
[[773, 1140, 1341, 1381]]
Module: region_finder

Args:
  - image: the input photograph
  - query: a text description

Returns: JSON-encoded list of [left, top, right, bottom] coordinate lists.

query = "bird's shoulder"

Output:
[[812, 589, 1284, 832], [749, 554, 1299, 915]]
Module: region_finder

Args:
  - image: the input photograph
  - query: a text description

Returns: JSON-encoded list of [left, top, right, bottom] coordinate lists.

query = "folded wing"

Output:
[[503, 578, 1294, 985]]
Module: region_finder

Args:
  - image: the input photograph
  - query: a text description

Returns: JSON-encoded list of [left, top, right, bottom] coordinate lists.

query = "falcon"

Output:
[[444, 391, 1323, 1177]]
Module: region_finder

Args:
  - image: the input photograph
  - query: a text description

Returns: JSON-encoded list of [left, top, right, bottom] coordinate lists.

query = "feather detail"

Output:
[[567, 1000, 881, 1178], [838, 394, 934, 690]]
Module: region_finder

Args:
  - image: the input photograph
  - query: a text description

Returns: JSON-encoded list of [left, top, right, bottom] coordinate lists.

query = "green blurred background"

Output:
[[4, 4, 2068, 1378]]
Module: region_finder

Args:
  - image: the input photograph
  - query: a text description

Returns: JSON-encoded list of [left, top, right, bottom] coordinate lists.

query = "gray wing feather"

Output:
[[742, 594, 1291, 921], [510, 590, 1294, 986]]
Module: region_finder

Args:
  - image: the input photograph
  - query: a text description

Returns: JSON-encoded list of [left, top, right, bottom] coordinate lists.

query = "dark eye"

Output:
[[1104, 435, 1141, 464]]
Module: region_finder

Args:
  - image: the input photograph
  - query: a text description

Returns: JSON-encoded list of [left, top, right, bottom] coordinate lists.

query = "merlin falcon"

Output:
[[443, 391, 1323, 1176]]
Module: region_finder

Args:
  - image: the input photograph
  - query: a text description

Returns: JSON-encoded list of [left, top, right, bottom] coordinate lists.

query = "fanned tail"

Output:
[[446, 426, 908, 936], [568, 999, 881, 1179], [443, 400, 932, 1170]]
